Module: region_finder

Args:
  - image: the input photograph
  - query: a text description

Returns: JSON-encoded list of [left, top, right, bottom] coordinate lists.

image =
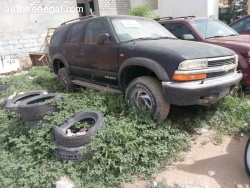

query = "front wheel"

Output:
[[244, 137, 250, 177], [125, 76, 170, 121]]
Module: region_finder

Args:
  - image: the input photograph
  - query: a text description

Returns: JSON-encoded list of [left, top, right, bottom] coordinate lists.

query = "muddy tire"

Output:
[[245, 137, 250, 177], [58, 68, 75, 92], [54, 111, 104, 147], [5, 91, 47, 111], [125, 76, 170, 121], [54, 144, 86, 162], [18, 93, 62, 121]]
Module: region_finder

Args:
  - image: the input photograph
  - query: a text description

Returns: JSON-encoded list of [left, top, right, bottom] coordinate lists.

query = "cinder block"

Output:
[[24, 43, 33, 48], [0, 41, 9, 46], [10, 48, 22, 54], [9, 40, 19, 45], [29, 39, 37, 43], [0, 49, 11, 56], [19, 39, 29, 44], [22, 35, 34, 40], [11, 35, 22, 40], [29, 47, 41, 52], [15, 44, 24, 49]]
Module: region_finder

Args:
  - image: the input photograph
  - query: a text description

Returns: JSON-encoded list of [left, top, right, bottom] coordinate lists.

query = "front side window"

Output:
[[165, 23, 195, 39], [110, 17, 176, 42], [231, 17, 250, 32], [190, 19, 238, 39], [84, 18, 108, 44]]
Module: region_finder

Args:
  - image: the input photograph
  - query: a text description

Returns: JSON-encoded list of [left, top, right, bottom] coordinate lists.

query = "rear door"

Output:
[[63, 22, 85, 77]]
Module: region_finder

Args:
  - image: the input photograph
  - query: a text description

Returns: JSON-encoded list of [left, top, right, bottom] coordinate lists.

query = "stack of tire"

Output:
[[5, 91, 62, 128], [53, 111, 104, 162]]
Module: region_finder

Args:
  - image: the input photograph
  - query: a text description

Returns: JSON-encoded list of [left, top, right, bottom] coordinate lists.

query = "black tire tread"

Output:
[[244, 137, 250, 177], [58, 68, 75, 92], [125, 76, 170, 121], [18, 93, 62, 121], [54, 111, 104, 147]]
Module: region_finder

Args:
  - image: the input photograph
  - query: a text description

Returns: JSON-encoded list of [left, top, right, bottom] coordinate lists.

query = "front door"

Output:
[[80, 18, 119, 85]]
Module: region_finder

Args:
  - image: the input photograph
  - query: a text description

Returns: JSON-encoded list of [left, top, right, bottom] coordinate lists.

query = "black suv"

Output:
[[49, 15, 242, 121]]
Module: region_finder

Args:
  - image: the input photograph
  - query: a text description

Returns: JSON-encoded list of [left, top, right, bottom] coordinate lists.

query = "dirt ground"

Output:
[[125, 131, 250, 188]]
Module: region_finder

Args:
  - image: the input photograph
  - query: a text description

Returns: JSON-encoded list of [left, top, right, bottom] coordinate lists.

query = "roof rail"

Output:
[[61, 15, 97, 25], [174, 16, 196, 19], [154, 17, 173, 21]]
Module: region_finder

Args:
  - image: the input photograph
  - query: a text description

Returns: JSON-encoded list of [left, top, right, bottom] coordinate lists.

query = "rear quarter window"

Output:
[[50, 26, 68, 46]]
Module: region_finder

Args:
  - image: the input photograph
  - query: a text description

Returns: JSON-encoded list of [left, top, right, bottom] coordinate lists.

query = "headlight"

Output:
[[178, 59, 208, 71], [234, 54, 238, 64]]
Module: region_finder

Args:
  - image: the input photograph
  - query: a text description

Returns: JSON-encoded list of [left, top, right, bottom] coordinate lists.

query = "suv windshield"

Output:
[[110, 17, 176, 42], [190, 19, 238, 39]]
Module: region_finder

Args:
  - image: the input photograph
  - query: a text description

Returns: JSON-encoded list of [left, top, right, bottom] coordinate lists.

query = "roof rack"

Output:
[[154, 17, 173, 21], [61, 15, 97, 25], [174, 16, 196, 19]]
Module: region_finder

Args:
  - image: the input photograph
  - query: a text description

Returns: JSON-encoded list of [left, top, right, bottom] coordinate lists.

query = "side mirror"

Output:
[[181, 34, 195, 41], [97, 33, 111, 45]]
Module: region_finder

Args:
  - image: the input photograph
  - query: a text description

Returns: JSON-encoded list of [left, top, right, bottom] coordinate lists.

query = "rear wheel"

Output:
[[125, 76, 170, 121], [244, 137, 250, 177], [58, 68, 75, 92]]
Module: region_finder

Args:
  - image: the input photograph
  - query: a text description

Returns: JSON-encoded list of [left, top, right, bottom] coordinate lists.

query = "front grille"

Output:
[[208, 58, 234, 67], [206, 69, 234, 79]]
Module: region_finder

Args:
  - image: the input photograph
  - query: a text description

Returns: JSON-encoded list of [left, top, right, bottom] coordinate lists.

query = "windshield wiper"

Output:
[[205, 35, 224, 39], [224, 34, 239, 37], [156, 36, 178, 40]]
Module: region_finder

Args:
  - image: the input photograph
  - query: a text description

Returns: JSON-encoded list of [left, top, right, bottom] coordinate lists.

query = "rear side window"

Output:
[[50, 26, 67, 46], [65, 23, 84, 44]]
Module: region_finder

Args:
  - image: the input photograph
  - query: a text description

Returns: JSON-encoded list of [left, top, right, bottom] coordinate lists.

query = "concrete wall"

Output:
[[98, 0, 130, 16], [152, 0, 219, 19], [130, 0, 158, 10], [0, 0, 78, 71]]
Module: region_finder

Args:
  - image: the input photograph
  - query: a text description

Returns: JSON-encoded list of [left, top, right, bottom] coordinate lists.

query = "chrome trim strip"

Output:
[[207, 55, 235, 62], [174, 63, 237, 75]]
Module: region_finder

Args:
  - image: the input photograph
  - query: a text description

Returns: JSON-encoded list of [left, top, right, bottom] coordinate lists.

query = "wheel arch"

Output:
[[52, 54, 70, 75], [118, 57, 169, 91]]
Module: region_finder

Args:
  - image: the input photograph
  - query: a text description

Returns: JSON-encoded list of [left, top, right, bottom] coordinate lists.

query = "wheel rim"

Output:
[[247, 142, 250, 170], [131, 89, 152, 110]]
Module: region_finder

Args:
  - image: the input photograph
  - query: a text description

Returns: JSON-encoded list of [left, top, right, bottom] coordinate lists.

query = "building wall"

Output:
[[153, 0, 219, 19], [0, 0, 78, 71], [98, 0, 130, 16], [130, 0, 158, 10]]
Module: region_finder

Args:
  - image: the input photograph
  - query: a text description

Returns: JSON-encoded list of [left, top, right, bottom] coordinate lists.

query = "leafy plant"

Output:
[[0, 66, 249, 187], [129, 4, 155, 18]]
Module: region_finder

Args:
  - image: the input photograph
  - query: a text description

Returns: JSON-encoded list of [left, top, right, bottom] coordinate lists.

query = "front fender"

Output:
[[52, 54, 70, 74], [119, 57, 169, 88]]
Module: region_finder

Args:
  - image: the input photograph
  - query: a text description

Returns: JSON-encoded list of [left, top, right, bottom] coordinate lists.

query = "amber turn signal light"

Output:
[[173, 74, 207, 81]]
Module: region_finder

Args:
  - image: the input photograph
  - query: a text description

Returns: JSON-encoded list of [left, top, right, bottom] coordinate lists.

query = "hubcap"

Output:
[[132, 89, 152, 110]]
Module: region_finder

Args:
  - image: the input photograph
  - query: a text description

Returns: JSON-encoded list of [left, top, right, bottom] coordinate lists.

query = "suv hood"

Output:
[[206, 35, 250, 51], [120, 39, 235, 60], [119, 39, 235, 79]]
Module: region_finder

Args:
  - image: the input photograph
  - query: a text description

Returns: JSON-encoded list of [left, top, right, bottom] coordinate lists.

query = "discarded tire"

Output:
[[53, 144, 86, 162], [0, 85, 9, 93], [18, 93, 62, 121], [5, 91, 47, 111], [54, 111, 104, 147]]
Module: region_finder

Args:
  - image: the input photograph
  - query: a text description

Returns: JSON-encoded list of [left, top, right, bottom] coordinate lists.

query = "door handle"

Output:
[[80, 49, 85, 55]]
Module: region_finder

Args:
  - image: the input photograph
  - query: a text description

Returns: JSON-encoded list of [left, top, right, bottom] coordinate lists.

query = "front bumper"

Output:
[[162, 71, 242, 106]]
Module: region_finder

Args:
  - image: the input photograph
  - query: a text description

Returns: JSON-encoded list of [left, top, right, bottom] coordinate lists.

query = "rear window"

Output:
[[65, 23, 84, 44], [50, 26, 68, 46]]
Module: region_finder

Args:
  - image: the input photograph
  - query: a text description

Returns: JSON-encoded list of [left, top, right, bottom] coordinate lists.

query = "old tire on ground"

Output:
[[125, 76, 170, 121], [54, 144, 86, 162], [5, 91, 47, 111], [58, 68, 75, 92], [54, 111, 104, 147], [18, 93, 62, 121], [0, 85, 9, 93], [244, 137, 250, 177]]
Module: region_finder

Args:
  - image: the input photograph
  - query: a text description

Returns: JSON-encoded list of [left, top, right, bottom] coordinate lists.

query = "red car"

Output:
[[229, 15, 250, 35], [157, 16, 250, 86]]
